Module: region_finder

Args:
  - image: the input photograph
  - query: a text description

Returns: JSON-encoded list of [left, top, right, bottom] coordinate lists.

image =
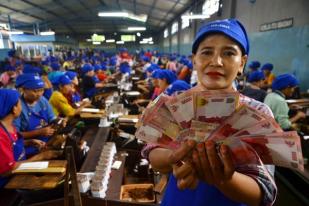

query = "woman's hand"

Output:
[[168, 140, 199, 190], [39, 126, 55, 136], [192, 141, 235, 186], [31, 139, 46, 151]]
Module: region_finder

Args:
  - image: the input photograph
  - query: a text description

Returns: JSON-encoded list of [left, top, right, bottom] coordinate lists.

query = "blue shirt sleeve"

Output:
[[40, 97, 56, 123]]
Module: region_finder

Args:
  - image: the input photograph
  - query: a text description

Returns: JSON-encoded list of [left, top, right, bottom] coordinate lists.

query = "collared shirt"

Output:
[[14, 96, 56, 132], [264, 91, 291, 130], [49, 91, 75, 117], [0, 126, 18, 174], [142, 94, 277, 206]]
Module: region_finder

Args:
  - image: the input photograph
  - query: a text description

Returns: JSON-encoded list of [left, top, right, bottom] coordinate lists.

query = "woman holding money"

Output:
[[144, 19, 277, 206]]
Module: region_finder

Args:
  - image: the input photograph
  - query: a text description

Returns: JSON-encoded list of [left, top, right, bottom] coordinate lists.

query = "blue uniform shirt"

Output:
[[14, 96, 56, 132]]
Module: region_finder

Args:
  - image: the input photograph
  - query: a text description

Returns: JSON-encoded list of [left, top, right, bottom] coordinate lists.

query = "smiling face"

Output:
[[192, 34, 247, 90]]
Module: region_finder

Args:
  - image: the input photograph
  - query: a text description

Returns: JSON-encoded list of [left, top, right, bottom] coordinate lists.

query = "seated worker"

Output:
[[137, 64, 159, 96], [49, 75, 90, 117], [94, 64, 108, 82], [245, 60, 260, 79], [65, 71, 81, 105], [261, 63, 275, 89], [178, 59, 193, 84], [241, 71, 267, 102], [264, 73, 306, 130], [14, 74, 56, 157], [23, 64, 53, 100], [0, 89, 60, 188], [157, 69, 177, 93], [81, 63, 105, 98], [0, 64, 16, 89], [47, 62, 64, 86], [165, 80, 191, 96], [166, 55, 177, 73]]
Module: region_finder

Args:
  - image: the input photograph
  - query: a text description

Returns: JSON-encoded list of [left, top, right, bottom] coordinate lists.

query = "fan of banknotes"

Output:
[[135, 90, 304, 171]]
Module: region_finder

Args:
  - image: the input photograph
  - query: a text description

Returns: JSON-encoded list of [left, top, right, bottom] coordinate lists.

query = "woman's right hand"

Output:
[[168, 140, 199, 190], [39, 126, 55, 136]]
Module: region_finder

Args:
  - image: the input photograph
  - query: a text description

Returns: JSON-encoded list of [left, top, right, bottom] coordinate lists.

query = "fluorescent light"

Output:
[[128, 14, 147, 22], [93, 42, 101, 45], [106, 39, 115, 43], [128, 27, 146, 31], [181, 14, 210, 20], [40, 31, 55, 35], [139, 41, 147, 44], [116, 41, 124, 44], [98, 11, 147, 22], [142, 37, 152, 42], [8, 31, 24, 35], [86, 39, 92, 42], [136, 32, 141, 37], [98, 12, 129, 17], [149, 41, 154, 44]]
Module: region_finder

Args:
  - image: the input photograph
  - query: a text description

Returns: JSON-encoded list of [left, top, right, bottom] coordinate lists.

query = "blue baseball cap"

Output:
[[151, 69, 162, 79], [23, 65, 42, 75], [5, 64, 16, 71], [119, 63, 131, 74], [16, 74, 44, 89], [165, 80, 191, 96], [261, 63, 273, 71], [0, 89, 20, 119], [65, 71, 77, 80], [248, 61, 261, 70], [158, 70, 177, 84], [51, 62, 61, 71], [58, 75, 72, 86], [192, 18, 249, 55], [142, 56, 150, 62], [94, 64, 102, 72], [247, 71, 265, 83], [81, 63, 94, 73], [272, 74, 299, 91]]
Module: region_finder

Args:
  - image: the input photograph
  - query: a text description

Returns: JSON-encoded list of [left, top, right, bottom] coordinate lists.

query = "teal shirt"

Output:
[[264, 91, 291, 129]]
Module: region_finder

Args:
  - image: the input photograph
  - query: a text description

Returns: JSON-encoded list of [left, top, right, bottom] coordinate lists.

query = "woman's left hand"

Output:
[[192, 140, 235, 186]]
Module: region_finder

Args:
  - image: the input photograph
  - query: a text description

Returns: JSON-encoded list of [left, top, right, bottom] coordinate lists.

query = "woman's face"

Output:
[[192, 34, 247, 90], [23, 88, 44, 103], [13, 100, 22, 117], [72, 77, 79, 86], [60, 84, 73, 95], [158, 78, 169, 91]]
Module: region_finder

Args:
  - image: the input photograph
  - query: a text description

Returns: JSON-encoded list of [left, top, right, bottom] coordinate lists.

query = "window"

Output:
[[171, 22, 178, 34], [202, 0, 220, 16], [164, 28, 169, 38], [182, 17, 190, 29]]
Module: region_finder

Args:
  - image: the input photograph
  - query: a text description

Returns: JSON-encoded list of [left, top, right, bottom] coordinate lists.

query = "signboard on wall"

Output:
[[260, 18, 293, 32]]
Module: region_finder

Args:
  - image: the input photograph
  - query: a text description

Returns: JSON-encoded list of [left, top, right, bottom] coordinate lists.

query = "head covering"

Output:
[[5, 64, 16, 71], [248, 61, 261, 70], [0, 89, 20, 119], [81, 63, 94, 73], [272, 74, 299, 91], [169, 55, 176, 61], [184, 61, 193, 70], [15, 74, 44, 89], [192, 19, 249, 55], [165, 80, 191, 96], [51, 62, 61, 71], [119, 63, 131, 74], [65, 71, 77, 80], [142, 56, 150, 62], [23, 65, 42, 75], [247, 71, 265, 83], [58, 75, 72, 86], [261, 63, 273, 71], [158, 70, 177, 84], [151, 69, 162, 79], [94, 64, 102, 72], [7, 49, 16, 57]]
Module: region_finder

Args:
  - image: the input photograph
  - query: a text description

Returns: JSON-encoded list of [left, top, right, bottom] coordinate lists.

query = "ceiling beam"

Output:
[[156, 0, 181, 27], [0, 3, 44, 21], [20, 0, 76, 33]]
